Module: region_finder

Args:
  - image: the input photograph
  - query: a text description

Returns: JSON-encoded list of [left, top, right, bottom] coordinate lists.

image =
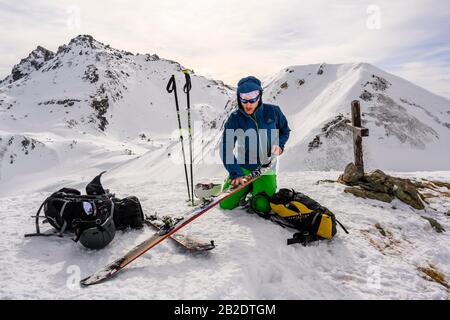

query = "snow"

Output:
[[0, 168, 449, 299], [0, 36, 449, 299]]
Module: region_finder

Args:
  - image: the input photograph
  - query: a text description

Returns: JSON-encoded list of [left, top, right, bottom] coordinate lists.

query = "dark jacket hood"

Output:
[[236, 76, 263, 110]]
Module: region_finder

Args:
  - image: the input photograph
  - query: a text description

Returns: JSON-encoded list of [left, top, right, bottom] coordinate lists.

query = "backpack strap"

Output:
[[287, 231, 318, 246], [58, 220, 68, 237], [336, 218, 349, 234], [58, 201, 69, 222], [24, 198, 53, 237], [24, 197, 70, 238]]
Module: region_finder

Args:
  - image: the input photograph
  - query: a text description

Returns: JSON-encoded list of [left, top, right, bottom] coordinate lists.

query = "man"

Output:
[[219, 76, 291, 214]]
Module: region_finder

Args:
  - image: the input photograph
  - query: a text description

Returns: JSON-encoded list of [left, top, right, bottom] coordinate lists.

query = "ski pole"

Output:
[[182, 69, 194, 206], [166, 74, 191, 202]]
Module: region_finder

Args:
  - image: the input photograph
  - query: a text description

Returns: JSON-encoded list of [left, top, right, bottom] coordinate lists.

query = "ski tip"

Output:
[[79, 277, 97, 287], [189, 241, 216, 252], [79, 264, 120, 287], [80, 274, 109, 287]]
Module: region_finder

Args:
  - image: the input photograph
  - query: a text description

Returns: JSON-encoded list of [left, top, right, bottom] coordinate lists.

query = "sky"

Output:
[[0, 0, 449, 99]]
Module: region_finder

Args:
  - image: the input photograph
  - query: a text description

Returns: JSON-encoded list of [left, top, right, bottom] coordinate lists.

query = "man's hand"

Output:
[[271, 145, 283, 156], [231, 176, 249, 187]]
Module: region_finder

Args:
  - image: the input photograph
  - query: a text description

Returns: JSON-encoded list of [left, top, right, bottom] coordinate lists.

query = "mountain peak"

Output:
[[56, 34, 107, 55], [69, 34, 102, 48], [0, 45, 55, 84]]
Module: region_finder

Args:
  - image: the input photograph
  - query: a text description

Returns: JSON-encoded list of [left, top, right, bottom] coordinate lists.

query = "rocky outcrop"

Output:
[[1, 46, 54, 85], [307, 114, 351, 152], [90, 85, 109, 131], [363, 74, 391, 91], [339, 163, 450, 214], [338, 162, 364, 184], [338, 164, 425, 209]]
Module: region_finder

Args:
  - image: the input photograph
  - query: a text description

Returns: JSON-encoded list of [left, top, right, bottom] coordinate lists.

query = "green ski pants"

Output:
[[219, 167, 277, 213]]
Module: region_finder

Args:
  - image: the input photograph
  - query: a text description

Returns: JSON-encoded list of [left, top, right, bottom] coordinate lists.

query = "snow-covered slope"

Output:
[[1, 170, 449, 299], [0, 35, 449, 300], [264, 63, 450, 171], [0, 35, 233, 192]]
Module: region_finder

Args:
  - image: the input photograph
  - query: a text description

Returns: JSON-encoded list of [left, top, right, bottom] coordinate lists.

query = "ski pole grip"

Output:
[[166, 75, 176, 93], [183, 72, 192, 93]]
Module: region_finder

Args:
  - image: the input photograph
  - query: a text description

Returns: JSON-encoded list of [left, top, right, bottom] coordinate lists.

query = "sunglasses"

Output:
[[239, 96, 259, 104]]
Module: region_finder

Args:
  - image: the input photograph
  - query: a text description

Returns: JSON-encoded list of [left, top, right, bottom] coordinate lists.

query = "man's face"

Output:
[[239, 90, 260, 115], [242, 97, 260, 115]]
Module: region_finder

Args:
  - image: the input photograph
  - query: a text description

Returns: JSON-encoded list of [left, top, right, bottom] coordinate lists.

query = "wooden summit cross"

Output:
[[348, 100, 369, 174]]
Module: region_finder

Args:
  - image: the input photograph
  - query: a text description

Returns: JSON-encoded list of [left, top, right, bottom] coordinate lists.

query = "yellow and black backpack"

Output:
[[269, 188, 349, 245]]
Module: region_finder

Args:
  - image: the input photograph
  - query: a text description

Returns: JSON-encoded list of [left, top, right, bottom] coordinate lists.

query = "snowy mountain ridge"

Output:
[[263, 62, 450, 171], [0, 34, 234, 186], [2, 35, 449, 192], [0, 35, 449, 300], [0, 45, 54, 85]]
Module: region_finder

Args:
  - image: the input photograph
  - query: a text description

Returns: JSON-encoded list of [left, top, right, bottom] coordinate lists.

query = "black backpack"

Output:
[[112, 196, 144, 230], [25, 171, 144, 249]]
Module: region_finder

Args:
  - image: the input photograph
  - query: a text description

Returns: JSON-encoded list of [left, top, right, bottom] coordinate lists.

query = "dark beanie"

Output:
[[237, 76, 263, 94]]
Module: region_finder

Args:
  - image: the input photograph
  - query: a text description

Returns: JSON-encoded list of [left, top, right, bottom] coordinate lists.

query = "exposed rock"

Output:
[[315, 179, 337, 184], [307, 136, 322, 152], [90, 85, 109, 131], [317, 63, 325, 75], [374, 223, 387, 237], [338, 162, 364, 184], [400, 97, 449, 130], [321, 114, 349, 134], [363, 74, 391, 91], [359, 169, 395, 193], [427, 180, 450, 190], [308, 114, 351, 152], [366, 94, 439, 149], [145, 54, 160, 62], [83, 65, 99, 83], [421, 216, 445, 233], [57, 34, 105, 55], [393, 178, 425, 210], [360, 90, 373, 102], [1, 46, 55, 84], [338, 164, 426, 209], [344, 187, 395, 203], [38, 99, 81, 107], [418, 265, 449, 290]]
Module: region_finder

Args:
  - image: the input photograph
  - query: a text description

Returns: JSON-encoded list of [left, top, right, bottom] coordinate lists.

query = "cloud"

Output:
[[0, 0, 449, 98], [389, 61, 450, 99]]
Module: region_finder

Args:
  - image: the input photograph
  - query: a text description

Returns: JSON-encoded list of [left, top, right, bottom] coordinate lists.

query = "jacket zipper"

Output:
[[250, 114, 262, 163]]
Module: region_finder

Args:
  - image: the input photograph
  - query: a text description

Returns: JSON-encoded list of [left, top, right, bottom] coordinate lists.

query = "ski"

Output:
[[80, 164, 274, 287], [143, 214, 215, 252]]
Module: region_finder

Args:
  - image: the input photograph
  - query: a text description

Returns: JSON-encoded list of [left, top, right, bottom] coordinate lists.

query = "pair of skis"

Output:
[[143, 182, 222, 252], [80, 163, 274, 286], [143, 214, 215, 252], [166, 70, 195, 206]]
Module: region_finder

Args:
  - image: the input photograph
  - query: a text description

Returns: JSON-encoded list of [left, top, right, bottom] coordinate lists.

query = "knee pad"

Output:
[[250, 192, 271, 214]]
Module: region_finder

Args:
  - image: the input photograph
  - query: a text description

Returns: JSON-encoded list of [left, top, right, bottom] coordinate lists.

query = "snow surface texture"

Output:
[[0, 35, 449, 299], [1, 171, 449, 299]]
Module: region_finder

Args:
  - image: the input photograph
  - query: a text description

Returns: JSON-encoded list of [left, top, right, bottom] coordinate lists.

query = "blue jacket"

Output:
[[220, 103, 291, 178]]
